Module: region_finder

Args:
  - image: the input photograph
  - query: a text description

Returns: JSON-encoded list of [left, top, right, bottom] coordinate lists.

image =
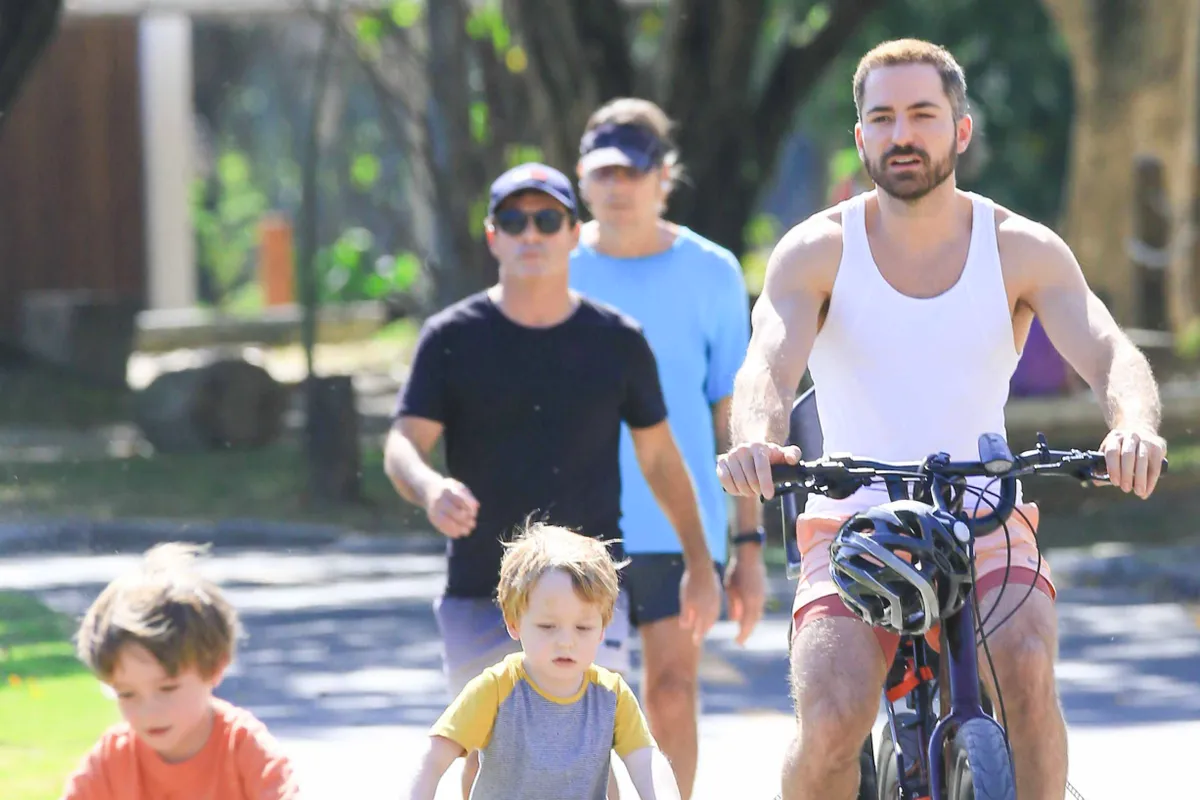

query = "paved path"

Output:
[[5, 537, 1198, 799]]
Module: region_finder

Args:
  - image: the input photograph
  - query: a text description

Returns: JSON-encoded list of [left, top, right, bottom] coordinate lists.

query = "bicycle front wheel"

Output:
[[876, 713, 924, 799], [947, 719, 1016, 800]]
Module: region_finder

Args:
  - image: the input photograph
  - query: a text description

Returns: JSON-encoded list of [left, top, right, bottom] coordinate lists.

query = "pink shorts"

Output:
[[791, 503, 1055, 665]]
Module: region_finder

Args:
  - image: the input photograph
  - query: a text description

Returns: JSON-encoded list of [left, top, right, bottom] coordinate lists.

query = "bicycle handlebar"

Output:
[[769, 433, 1168, 535]]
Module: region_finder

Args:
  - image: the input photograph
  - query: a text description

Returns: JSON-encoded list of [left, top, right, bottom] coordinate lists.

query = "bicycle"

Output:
[[770, 427, 1168, 800]]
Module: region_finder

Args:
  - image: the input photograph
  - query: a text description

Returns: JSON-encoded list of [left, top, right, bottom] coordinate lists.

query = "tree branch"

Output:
[[467, 33, 532, 168], [505, 0, 633, 169], [754, 0, 885, 161], [346, 26, 428, 134]]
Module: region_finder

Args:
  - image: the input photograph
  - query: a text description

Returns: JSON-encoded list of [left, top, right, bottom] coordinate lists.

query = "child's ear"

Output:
[[504, 617, 520, 641]]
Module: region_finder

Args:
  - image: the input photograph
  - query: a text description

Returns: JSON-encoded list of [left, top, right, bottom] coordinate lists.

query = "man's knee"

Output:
[[979, 592, 1059, 713], [793, 674, 879, 763], [639, 616, 702, 725], [789, 617, 884, 764], [642, 664, 698, 721]]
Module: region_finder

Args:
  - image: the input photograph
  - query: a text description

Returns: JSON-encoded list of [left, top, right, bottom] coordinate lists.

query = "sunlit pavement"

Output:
[[6, 537, 1197, 799]]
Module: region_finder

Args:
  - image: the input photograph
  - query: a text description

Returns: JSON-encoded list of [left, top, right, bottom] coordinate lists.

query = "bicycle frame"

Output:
[[779, 457, 1019, 799], [877, 476, 1007, 800]]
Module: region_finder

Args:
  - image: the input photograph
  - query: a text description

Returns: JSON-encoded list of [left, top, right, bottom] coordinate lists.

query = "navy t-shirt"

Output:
[[395, 291, 668, 598]]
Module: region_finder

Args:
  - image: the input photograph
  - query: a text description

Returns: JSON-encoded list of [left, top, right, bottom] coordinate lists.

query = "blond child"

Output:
[[406, 522, 680, 800], [60, 542, 300, 799]]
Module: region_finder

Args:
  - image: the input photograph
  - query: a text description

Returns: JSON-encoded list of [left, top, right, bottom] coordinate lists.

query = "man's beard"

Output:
[[864, 144, 957, 202]]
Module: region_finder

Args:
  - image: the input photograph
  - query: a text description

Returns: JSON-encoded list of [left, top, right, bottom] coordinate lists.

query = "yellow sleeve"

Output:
[[428, 666, 505, 752], [611, 674, 655, 758]]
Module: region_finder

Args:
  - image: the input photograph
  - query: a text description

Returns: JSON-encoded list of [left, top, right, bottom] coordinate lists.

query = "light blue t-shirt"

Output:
[[570, 227, 751, 562]]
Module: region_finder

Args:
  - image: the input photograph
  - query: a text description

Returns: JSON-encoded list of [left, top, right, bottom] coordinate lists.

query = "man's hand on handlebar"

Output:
[[1099, 428, 1167, 499], [716, 442, 803, 501]]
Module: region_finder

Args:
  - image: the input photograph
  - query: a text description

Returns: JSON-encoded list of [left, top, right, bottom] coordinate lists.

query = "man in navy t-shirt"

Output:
[[384, 163, 721, 799]]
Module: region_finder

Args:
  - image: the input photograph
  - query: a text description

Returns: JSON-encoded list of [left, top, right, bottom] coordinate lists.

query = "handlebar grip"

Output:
[[1093, 456, 1169, 475], [770, 463, 807, 485]]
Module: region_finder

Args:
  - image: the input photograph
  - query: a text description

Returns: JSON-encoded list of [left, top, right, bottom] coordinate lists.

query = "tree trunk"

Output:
[[426, 0, 498, 308], [305, 375, 361, 504], [1042, 0, 1200, 330]]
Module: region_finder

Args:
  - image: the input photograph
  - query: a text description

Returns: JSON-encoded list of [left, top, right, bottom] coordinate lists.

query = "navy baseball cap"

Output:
[[488, 163, 577, 217], [578, 122, 667, 174]]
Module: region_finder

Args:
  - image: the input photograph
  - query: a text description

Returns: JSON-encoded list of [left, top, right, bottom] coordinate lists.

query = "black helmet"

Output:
[[829, 500, 973, 635]]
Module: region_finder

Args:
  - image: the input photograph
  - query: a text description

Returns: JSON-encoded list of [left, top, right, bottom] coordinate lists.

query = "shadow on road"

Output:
[[6, 545, 1198, 739]]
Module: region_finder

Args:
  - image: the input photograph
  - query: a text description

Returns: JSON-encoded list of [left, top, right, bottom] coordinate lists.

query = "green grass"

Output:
[[0, 367, 131, 428], [0, 439, 428, 532], [0, 592, 119, 800]]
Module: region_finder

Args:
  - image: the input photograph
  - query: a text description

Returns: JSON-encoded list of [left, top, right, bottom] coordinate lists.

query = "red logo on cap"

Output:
[[525, 166, 548, 182]]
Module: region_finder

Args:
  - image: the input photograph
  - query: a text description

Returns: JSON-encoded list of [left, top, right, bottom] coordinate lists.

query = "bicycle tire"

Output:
[[947, 718, 1016, 800], [857, 733, 878, 800], [876, 713, 925, 799]]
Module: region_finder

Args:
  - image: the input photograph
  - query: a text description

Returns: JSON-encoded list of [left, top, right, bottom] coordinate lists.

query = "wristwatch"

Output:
[[732, 527, 766, 547]]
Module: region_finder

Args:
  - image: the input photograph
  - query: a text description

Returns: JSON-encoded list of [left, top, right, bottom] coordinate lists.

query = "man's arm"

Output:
[[728, 220, 837, 448], [383, 417, 444, 507], [712, 395, 767, 645], [712, 397, 763, 534], [630, 420, 722, 642], [385, 417, 479, 537], [719, 218, 840, 499], [1005, 218, 1166, 496], [629, 421, 712, 568]]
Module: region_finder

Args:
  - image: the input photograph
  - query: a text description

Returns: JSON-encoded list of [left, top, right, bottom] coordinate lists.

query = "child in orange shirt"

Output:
[[60, 542, 300, 799]]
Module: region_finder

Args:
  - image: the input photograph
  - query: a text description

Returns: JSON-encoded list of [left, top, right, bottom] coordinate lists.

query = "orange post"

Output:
[[259, 214, 295, 306]]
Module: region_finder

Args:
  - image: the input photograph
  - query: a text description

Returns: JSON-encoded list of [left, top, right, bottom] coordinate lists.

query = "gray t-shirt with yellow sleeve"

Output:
[[430, 652, 655, 799]]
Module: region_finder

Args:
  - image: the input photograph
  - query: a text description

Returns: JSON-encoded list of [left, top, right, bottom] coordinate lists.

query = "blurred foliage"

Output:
[[318, 228, 420, 304], [191, 149, 268, 308], [1177, 318, 1200, 361], [190, 0, 1073, 309], [192, 18, 426, 312]]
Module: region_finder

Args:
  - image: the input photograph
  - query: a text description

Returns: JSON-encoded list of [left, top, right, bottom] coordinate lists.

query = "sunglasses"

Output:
[[493, 208, 569, 236]]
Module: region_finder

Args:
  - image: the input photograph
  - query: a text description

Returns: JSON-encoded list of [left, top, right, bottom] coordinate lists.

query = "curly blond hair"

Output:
[[497, 521, 625, 627]]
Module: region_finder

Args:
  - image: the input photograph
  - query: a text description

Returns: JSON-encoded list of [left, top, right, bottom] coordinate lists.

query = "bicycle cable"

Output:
[[960, 479, 1087, 800], [961, 481, 1044, 642]]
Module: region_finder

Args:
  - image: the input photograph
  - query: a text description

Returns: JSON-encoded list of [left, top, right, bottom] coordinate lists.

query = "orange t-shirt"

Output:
[[60, 698, 299, 800]]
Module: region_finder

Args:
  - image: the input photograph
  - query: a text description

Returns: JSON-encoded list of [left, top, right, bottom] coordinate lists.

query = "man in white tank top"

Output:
[[717, 39, 1167, 800]]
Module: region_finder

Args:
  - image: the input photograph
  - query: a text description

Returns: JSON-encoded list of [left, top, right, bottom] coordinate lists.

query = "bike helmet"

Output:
[[829, 499, 974, 635]]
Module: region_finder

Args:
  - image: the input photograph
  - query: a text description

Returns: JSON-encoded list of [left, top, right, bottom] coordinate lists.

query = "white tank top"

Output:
[[805, 191, 1022, 515]]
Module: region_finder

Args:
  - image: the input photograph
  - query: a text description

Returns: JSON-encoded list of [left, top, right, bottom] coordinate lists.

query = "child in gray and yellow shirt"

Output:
[[405, 522, 679, 800]]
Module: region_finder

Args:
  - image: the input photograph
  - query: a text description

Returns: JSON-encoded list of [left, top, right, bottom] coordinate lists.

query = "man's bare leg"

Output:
[[638, 616, 703, 799], [976, 586, 1067, 799], [781, 616, 886, 800]]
